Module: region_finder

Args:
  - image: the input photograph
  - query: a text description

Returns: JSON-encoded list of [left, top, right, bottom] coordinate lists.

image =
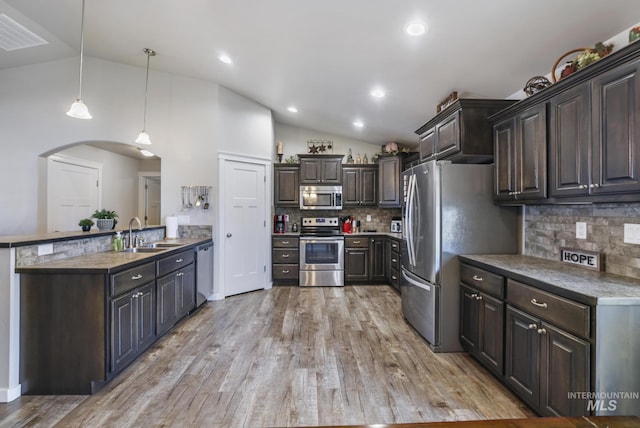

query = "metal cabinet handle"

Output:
[[530, 298, 548, 308], [528, 323, 538, 330], [391, 275, 397, 280], [177, 272, 184, 277], [176, 258, 183, 263], [472, 275, 483, 282], [282, 240, 289, 244], [470, 293, 478, 298], [475, 295, 483, 301], [537, 328, 547, 335], [392, 244, 398, 249], [131, 274, 143, 280], [282, 254, 290, 258], [391, 258, 398, 263], [282, 269, 290, 274], [589, 183, 600, 189], [353, 240, 361, 244]]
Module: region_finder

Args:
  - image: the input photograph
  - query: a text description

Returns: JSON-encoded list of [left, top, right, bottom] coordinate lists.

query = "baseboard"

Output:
[[0, 384, 21, 402]]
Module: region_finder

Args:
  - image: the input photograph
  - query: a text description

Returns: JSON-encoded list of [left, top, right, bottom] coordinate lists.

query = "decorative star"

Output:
[[308, 144, 319, 154], [319, 144, 326, 152]]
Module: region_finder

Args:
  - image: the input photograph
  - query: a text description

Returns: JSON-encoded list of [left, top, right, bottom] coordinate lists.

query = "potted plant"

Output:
[[92, 209, 118, 230], [79, 218, 94, 232]]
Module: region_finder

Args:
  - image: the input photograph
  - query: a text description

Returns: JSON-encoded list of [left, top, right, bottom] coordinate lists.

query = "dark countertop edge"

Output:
[[0, 226, 166, 248], [458, 255, 640, 306], [15, 238, 212, 275]]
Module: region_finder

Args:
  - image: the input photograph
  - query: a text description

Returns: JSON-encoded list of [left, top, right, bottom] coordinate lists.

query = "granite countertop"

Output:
[[459, 254, 640, 306], [0, 226, 166, 248], [15, 237, 211, 274]]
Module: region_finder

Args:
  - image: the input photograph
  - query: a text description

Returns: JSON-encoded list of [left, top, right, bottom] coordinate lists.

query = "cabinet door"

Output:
[[478, 292, 505, 376], [549, 83, 591, 197], [342, 167, 361, 206], [505, 305, 540, 409], [591, 58, 640, 195], [494, 119, 517, 201], [459, 284, 479, 352], [300, 158, 322, 184], [378, 156, 401, 207], [177, 264, 196, 318], [369, 238, 387, 281], [516, 104, 547, 200], [274, 165, 300, 206], [156, 274, 177, 336], [540, 323, 590, 417], [111, 292, 137, 373], [360, 167, 377, 205], [320, 158, 342, 184], [419, 128, 436, 161], [137, 283, 156, 352], [435, 110, 460, 158], [345, 248, 369, 281]]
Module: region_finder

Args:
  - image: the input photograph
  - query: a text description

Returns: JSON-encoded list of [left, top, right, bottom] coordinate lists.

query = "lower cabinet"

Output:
[[369, 237, 387, 282], [345, 237, 369, 282], [272, 236, 299, 285], [157, 260, 195, 336], [387, 238, 401, 292]]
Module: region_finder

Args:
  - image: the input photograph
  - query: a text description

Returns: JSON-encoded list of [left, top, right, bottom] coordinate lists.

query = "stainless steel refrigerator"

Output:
[[401, 160, 517, 352]]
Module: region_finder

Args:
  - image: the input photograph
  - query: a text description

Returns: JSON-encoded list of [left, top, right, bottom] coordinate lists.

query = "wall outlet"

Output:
[[366, 215, 372, 222], [37, 243, 53, 256], [576, 222, 587, 240], [624, 223, 640, 244]]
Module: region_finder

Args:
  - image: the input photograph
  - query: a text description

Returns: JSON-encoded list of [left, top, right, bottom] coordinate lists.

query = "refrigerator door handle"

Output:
[[402, 268, 431, 292], [406, 173, 417, 267]]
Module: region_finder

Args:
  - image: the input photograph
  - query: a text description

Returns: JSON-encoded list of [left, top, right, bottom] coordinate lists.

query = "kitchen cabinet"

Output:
[[493, 103, 547, 202], [416, 99, 516, 163], [299, 154, 343, 184], [387, 238, 401, 292], [274, 164, 300, 207], [272, 236, 299, 285], [369, 237, 387, 282], [342, 165, 377, 206], [156, 249, 196, 336], [377, 156, 402, 208], [345, 237, 369, 282]]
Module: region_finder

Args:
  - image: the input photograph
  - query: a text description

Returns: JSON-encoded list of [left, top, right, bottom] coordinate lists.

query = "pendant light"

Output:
[[135, 48, 156, 145], [66, 0, 92, 119]]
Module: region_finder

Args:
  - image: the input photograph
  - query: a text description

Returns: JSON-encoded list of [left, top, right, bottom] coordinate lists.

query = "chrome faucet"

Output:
[[128, 217, 142, 248]]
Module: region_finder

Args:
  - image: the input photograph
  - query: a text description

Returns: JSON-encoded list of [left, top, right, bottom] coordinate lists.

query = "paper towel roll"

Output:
[[165, 216, 178, 238]]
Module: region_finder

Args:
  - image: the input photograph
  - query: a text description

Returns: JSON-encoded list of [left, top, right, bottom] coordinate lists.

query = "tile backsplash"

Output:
[[274, 207, 401, 233], [524, 203, 640, 279]]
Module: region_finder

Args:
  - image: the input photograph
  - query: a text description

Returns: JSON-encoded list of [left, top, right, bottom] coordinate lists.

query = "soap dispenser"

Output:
[[113, 231, 123, 251]]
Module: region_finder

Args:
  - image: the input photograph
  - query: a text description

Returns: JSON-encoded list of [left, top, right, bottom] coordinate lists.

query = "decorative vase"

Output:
[[96, 219, 114, 230], [630, 27, 640, 43], [81, 225, 91, 232]]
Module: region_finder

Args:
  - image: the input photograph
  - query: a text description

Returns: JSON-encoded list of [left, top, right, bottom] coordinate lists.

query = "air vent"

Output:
[[0, 13, 48, 51]]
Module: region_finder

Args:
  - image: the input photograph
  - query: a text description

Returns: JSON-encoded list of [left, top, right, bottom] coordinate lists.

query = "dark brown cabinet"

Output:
[[299, 154, 343, 184], [387, 238, 401, 292], [494, 103, 547, 202], [272, 236, 299, 285], [274, 164, 300, 207], [416, 99, 516, 163], [156, 250, 196, 336], [342, 165, 377, 206], [369, 237, 387, 282], [377, 156, 402, 208], [345, 237, 369, 282], [505, 305, 540, 408]]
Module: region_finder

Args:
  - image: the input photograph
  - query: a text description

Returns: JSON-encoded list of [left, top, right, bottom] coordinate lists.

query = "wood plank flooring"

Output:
[[0, 286, 534, 427]]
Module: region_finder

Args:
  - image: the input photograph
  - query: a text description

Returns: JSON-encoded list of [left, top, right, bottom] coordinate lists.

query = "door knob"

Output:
[[226, 233, 232, 237]]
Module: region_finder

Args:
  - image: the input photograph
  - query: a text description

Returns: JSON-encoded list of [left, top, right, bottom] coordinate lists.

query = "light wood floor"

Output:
[[0, 286, 533, 427]]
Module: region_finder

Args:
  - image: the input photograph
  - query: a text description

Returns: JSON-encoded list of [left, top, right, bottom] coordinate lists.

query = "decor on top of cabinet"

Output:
[[284, 155, 298, 164], [276, 141, 284, 163], [92, 209, 118, 230], [552, 42, 614, 82], [347, 148, 354, 163], [523, 76, 551, 96], [78, 218, 94, 232], [630, 26, 640, 43], [307, 139, 333, 154], [436, 91, 458, 113]]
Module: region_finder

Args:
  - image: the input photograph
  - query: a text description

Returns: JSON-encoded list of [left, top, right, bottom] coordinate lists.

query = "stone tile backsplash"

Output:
[[524, 203, 640, 279], [274, 207, 402, 233]]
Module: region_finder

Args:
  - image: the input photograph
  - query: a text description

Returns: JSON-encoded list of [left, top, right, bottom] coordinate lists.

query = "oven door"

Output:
[[299, 236, 344, 271]]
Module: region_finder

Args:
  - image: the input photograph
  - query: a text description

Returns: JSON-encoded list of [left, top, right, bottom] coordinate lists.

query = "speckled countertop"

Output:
[[459, 254, 640, 306], [15, 238, 211, 274], [0, 226, 166, 248]]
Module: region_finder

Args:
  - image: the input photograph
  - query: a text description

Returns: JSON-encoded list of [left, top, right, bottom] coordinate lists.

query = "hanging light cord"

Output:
[[77, 0, 86, 100], [141, 48, 155, 131]]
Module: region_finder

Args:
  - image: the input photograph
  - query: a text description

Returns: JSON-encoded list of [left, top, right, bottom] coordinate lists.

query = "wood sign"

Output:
[[436, 91, 458, 113], [559, 247, 603, 271]]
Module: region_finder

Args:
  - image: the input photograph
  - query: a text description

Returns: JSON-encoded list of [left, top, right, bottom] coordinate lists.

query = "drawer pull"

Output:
[[392, 244, 398, 249], [131, 274, 143, 280], [469, 293, 478, 299], [282, 240, 290, 244], [353, 240, 361, 244], [528, 323, 538, 330], [537, 328, 547, 335], [282, 254, 290, 258], [176, 258, 183, 263], [177, 272, 184, 277], [472, 275, 483, 282], [392, 258, 398, 263], [282, 269, 290, 274], [391, 275, 397, 280], [475, 295, 483, 301], [530, 298, 548, 308]]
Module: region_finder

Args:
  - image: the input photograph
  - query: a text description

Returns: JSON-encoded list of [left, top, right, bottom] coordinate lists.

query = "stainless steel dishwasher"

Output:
[[195, 241, 214, 308]]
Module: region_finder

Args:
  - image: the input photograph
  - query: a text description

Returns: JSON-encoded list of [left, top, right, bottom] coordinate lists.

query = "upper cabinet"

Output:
[[415, 99, 516, 163], [342, 165, 377, 206], [377, 155, 402, 208], [492, 40, 640, 204], [274, 164, 300, 207], [299, 154, 343, 184]]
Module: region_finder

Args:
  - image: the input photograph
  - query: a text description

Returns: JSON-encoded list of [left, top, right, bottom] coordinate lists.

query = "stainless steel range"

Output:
[[299, 217, 344, 287]]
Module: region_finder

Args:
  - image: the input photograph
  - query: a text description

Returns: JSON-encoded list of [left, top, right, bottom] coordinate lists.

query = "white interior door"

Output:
[[222, 159, 267, 296], [47, 156, 102, 233], [143, 176, 161, 226]]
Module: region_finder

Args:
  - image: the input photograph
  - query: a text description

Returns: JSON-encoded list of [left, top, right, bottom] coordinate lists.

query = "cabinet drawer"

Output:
[[157, 249, 195, 277], [389, 267, 400, 286], [460, 263, 504, 298], [272, 237, 299, 248], [272, 264, 298, 280], [345, 237, 369, 248], [112, 261, 156, 297], [389, 252, 400, 272], [389, 239, 401, 253], [507, 279, 590, 338], [273, 248, 299, 264]]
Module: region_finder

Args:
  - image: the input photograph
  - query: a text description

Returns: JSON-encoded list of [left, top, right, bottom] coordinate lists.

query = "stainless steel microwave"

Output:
[[300, 185, 342, 210]]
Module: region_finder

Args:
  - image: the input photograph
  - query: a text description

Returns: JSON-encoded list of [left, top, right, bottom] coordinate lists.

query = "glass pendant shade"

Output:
[[66, 99, 92, 119], [135, 130, 151, 145]]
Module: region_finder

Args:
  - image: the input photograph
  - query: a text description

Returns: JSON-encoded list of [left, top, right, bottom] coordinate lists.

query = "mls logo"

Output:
[[587, 399, 617, 412]]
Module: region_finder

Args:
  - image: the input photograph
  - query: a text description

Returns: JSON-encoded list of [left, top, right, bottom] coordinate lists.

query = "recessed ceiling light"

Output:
[[218, 54, 233, 64], [405, 22, 427, 36], [353, 120, 364, 128], [287, 106, 298, 113], [370, 88, 385, 98], [139, 149, 154, 157]]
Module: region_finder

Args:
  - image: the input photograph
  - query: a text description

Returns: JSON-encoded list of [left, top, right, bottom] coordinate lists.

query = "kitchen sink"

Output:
[[145, 242, 183, 248], [121, 247, 166, 253]]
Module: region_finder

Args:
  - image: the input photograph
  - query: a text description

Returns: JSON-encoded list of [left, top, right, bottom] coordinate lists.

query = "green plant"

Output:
[[91, 209, 118, 220], [78, 218, 94, 227]]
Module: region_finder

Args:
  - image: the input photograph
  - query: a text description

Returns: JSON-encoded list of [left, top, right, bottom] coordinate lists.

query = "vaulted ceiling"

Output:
[[2, 0, 640, 146]]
